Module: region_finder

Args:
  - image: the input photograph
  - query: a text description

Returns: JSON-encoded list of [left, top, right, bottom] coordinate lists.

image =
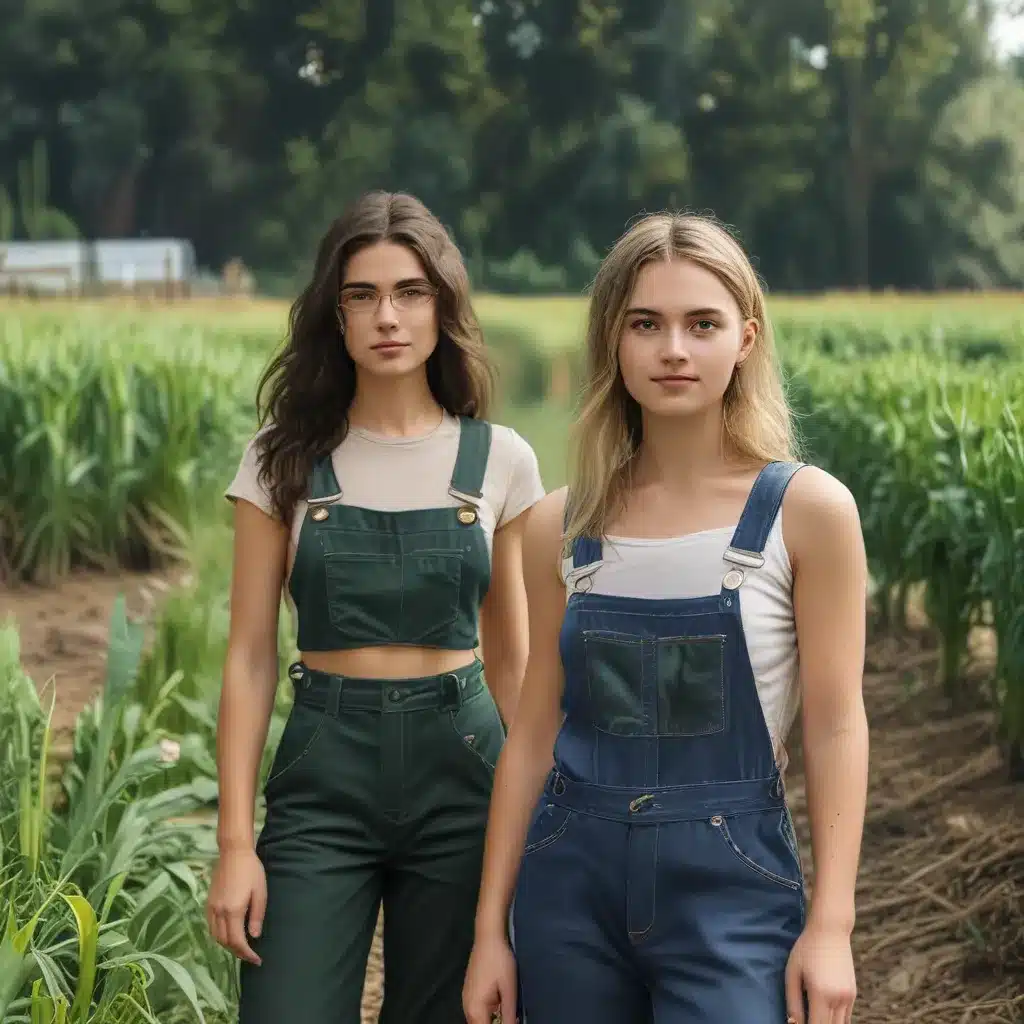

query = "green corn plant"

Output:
[[0, 607, 237, 1023], [791, 345, 1024, 772], [0, 313, 256, 583]]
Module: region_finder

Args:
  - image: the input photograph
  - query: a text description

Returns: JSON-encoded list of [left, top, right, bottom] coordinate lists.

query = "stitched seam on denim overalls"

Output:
[[627, 824, 658, 942], [264, 714, 327, 789], [713, 816, 802, 891], [523, 813, 573, 855], [779, 806, 807, 918]]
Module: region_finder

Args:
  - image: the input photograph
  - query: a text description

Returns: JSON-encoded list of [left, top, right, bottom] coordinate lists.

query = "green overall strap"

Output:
[[448, 416, 492, 506], [306, 452, 343, 507]]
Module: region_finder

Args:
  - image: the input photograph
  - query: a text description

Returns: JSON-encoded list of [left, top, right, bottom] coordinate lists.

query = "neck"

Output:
[[347, 369, 443, 437], [633, 404, 732, 489]]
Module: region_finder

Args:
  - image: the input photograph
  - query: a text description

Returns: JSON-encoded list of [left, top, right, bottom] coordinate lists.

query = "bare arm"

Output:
[[786, 467, 869, 934], [478, 509, 531, 725], [216, 499, 290, 852], [474, 488, 568, 939]]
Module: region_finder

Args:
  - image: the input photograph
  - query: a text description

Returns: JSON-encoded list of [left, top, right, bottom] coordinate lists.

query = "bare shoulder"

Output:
[[525, 487, 568, 539], [522, 487, 568, 581], [782, 465, 864, 567]]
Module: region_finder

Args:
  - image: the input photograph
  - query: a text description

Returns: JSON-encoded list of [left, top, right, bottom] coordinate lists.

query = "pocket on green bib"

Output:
[[402, 551, 463, 645], [323, 550, 401, 643]]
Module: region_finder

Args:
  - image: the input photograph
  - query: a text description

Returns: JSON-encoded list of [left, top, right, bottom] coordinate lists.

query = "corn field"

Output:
[[0, 295, 1021, 1021], [0, 313, 257, 584], [1, 298, 1023, 757], [791, 353, 1024, 768]]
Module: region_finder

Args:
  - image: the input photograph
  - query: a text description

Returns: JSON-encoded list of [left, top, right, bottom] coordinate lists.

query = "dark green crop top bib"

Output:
[[289, 416, 493, 652]]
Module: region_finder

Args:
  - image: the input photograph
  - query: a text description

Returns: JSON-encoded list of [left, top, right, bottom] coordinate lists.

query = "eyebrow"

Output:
[[340, 277, 432, 291], [624, 305, 728, 319]]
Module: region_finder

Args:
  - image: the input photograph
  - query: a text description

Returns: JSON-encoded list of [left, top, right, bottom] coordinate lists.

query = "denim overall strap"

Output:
[[723, 461, 805, 569], [306, 451, 343, 507], [448, 416, 491, 506], [562, 494, 604, 591]]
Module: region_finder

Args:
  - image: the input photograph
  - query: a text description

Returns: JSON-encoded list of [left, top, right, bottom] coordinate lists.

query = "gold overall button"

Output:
[[456, 505, 477, 525], [310, 506, 329, 522]]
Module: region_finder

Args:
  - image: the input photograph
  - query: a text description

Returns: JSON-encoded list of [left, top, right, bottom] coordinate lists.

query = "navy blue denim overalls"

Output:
[[512, 461, 807, 1023]]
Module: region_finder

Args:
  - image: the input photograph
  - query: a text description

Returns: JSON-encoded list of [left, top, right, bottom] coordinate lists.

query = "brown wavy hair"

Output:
[[253, 190, 496, 521]]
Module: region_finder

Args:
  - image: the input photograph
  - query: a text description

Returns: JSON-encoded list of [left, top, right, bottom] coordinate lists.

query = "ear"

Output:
[[737, 318, 758, 365]]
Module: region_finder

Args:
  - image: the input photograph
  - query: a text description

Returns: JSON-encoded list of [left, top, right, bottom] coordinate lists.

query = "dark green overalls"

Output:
[[238, 417, 506, 1024]]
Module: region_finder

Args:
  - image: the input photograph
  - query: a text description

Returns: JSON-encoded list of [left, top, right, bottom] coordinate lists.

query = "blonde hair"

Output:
[[564, 211, 799, 551]]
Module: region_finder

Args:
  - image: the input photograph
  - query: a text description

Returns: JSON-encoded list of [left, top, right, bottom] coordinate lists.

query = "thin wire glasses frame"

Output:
[[337, 282, 438, 316]]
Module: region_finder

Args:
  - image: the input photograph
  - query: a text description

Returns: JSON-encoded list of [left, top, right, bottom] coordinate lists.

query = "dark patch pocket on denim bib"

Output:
[[654, 634, 726, 736], [402, 551, 463, 643], [583, 630, 726, 737], [583, 630, 646, 735]]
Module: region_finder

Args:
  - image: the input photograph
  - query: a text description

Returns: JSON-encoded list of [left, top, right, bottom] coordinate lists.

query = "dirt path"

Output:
[[5, 571, 1020, 1021], [0, 569, 180, 745], [785, 629, 1021, 1023]]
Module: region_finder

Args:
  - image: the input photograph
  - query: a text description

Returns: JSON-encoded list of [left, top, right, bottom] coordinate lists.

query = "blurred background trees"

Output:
[[2, 0, 1022, 293]]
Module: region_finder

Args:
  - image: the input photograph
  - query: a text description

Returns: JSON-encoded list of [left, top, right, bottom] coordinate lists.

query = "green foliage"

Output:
[[16, 142, 80, 243], [790, 353, 1024, 766], [0, 188, 14, 243], [0, 312, 257, 582], [2, 0, 1021, 289], [0, 601, 239, 1022]]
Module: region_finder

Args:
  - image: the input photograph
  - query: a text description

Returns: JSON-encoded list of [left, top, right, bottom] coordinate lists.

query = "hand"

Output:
[[206, 846, 267, 966], [784, 921, 857, 1024], [462, 931, 518, 1024]]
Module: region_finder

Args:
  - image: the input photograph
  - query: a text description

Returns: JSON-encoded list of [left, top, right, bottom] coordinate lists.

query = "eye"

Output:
[[630, 318, 658, 331], [346, 290, 375, 301], [693, 319, 717, 332]]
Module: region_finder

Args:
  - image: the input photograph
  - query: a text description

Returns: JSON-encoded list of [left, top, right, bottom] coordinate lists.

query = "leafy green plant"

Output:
[[0, 598, 238, 1023]]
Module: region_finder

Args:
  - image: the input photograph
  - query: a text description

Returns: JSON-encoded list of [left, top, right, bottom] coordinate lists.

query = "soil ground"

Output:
[[3, 571, 1021, 1023]]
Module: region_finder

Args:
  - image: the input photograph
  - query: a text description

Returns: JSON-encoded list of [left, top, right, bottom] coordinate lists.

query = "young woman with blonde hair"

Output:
[[463, 212, 869, 1024], [205, 191, 546, 1023]]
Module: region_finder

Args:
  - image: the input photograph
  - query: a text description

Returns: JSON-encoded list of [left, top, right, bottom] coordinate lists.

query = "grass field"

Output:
[[1, 291, 1022, 1024]]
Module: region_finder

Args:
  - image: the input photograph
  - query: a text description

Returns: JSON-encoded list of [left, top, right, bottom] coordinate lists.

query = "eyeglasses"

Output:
[[338, 284, 437, 314]]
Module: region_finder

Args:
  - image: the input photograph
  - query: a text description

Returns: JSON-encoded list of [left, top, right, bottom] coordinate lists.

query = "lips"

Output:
[[371, 341, 409, 351], [652, 374, 699, 382]]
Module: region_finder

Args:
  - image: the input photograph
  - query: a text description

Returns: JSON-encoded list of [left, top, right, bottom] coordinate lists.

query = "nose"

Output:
[[661, 324, 690, 362], [374, 294, 400, 328]]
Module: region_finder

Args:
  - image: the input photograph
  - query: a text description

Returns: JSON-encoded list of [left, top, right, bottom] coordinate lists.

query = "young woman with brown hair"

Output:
[[206, 191, 545, 1023]]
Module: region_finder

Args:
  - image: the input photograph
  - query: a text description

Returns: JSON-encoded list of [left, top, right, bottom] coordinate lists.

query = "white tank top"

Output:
[[560, 512, 800, 773]]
